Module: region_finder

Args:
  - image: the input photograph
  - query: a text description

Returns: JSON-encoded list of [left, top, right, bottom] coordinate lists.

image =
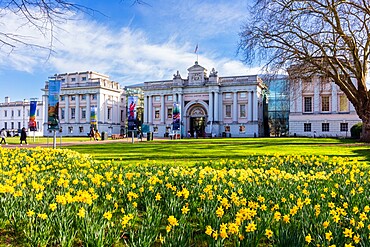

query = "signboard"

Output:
[[28, 100, 37, 131], [173, 102, 180, 131], [128, 96, 138, 131], [47, 79, 61, 130]]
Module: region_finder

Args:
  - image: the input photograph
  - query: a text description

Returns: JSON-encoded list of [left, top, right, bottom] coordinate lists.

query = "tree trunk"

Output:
[[361, 117, 370, 143]]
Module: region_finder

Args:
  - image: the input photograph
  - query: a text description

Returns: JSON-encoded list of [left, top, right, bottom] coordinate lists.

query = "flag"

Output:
[[194, 44, 198, 53]]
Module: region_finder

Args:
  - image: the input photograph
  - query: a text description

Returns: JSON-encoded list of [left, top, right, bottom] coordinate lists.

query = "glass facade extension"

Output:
[[263, 75, 290, 137]]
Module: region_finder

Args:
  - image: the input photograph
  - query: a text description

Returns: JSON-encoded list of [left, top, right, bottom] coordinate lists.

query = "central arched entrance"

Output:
[[188, 105, 207, 138]]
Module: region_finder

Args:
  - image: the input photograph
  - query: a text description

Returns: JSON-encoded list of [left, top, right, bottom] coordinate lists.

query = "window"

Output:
[[240, 92, 247, 98], [153, 126, 158, 133], [82, 77, 87, 81], [71, 108, 76, 119], [27, 110, 30, 116], [121, 110, 124, 121], [239, 125, 245, 133], [71, 95, 76, 101], [11, 110, 14, 117], [37, 109, 39, 117], [225, 105, 232, 118], [304, 97, 313, 113], [239, 104, 246, 118], [11, 122, 14, 129], [18, 110, 21, 117], [225, 126, 230, 132], [107, 107, 112, 120], [339, 95, 349, 112], [71, 78, 76, 82], [167, 107, 173, 119], [340, 123, 348, 132], [18, 122, 21, 129], [167, 95, 173, 101], [61, 78, 65, 83], [4, 122, 7, 129], [79, 126, 84, 133], [155, 107, 160, 119], [321, 96, 330, 112], [60, 95, 65, 101], [154, 96, 160, 102], [61, 108, 65, 120], [304, 123, 311, 132], [4, 110, 7, 117], [322, 123, 329, 132], [81, 107, 86, 119], [81, 95, 86, 101], [92, 94, 97, 100], [225, 93, 232, 99]]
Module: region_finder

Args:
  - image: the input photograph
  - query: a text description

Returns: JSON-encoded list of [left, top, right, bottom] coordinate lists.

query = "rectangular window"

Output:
[[71, 95, 76, 101], [79, 126, 84, 133], [81, 108, 86, 119], [4, 122, 7, 129], [11, 122, 14, 129], [239, 125, 246, 133], [37, 109, 39, 117], [304, 123, 311, 132], [18, 122, 21, 129], [71, 108, 76, 119], [340, 123, 348, 132], [225, 93, 232, 99], [4, 110, 7, 117], [61, 95, 65, 101], [92, 94, 97, 100], [322, 123, 329, 132], [121, 110, 124, 121], [339, 95, 349, 112], [82, 77, 87, 81], [167, 95, 173, 101], [239, 104, 246, 118], [71, 78, 76, 82], [81, 95, 86, 101], [61, 78, 65, 83], [225, 126, 230, 132], [154, 96, 160, 102], [107, 107, 112, 120], [240, 92, 247, 98], [18, 110, 21, 117], [11, 110, 14, 117], [321, 96, 330, 112], [61, 108, 65, 120], [225, 105, 232, 118], [153, 126, 158, 133], [167, 107, 173, 119], [155, 107, 160, 119], [304, 97, 312, 113]]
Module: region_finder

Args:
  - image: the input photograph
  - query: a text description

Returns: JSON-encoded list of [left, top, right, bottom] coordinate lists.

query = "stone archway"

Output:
[[187, 104, 207, 138]]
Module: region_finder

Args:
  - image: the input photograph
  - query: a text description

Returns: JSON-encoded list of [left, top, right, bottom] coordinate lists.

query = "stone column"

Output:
[[253, 91, 258, 121], [65, 94, 69, 121], [97, 93, 101, 124], [314, 78, 320, 113], [161, 95, 165, 123], [143, 95, 148, 123], [233, 91, 238, 122], [214, 92, 219, 122], [148, 95, 153, 123], [208, 91, 213, 122], [75, 94, 80, 123], [248, 91, 253, 122], [86, 93, 90, 123]]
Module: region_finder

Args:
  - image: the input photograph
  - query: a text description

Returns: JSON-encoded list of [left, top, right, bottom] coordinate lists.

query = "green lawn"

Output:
[[65, 137, 370, 164], [3, 136, 91, 145]]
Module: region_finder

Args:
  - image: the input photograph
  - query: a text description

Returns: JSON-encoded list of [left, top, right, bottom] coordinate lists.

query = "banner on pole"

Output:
[[173, 102, 180, 131], [90, 106, 98, 129], [128, 96, 138, 131], [47, 79, 61, 130], [29, 100, 37, 131]]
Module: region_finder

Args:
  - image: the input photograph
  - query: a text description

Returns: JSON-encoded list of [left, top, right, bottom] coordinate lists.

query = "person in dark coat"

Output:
[[20, 127, 28, 145]]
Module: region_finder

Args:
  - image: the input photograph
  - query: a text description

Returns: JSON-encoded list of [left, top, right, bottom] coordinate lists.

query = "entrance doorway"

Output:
[[190, 117, 206, 138]]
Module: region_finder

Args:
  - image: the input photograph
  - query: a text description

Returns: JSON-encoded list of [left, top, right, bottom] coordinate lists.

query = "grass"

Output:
[[2, 136, 91, 145], [64, 137, 370, 164]]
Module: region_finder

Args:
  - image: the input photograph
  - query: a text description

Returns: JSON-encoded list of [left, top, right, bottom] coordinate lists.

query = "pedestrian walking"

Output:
[[20, 127, 28, 146], [0, 128, 7, 145]]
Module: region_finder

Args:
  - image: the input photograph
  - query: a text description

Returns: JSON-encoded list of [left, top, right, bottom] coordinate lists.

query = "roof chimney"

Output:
[[5, 97, 10, 103]]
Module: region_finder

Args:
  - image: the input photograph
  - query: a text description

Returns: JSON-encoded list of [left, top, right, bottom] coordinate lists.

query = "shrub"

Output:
[[350, 122, 362, 139]]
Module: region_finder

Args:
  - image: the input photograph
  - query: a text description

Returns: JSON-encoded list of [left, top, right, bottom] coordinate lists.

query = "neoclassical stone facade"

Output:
[[42, 71, 125, 137], [142, 62, 267, 138]]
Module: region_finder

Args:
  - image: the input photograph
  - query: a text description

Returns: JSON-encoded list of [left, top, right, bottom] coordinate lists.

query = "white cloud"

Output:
[[0, 4, 256, 86]]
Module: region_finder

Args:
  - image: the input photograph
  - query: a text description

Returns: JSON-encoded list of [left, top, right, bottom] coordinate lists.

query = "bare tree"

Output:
[[239, 0, 370, 142]]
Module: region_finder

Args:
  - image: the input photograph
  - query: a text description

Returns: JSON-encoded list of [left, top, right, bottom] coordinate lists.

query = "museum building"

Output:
[[142, 62, 267, 138]]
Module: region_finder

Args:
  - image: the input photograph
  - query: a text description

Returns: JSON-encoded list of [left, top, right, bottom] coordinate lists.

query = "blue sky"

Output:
[[0, 0, 259, 102]]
